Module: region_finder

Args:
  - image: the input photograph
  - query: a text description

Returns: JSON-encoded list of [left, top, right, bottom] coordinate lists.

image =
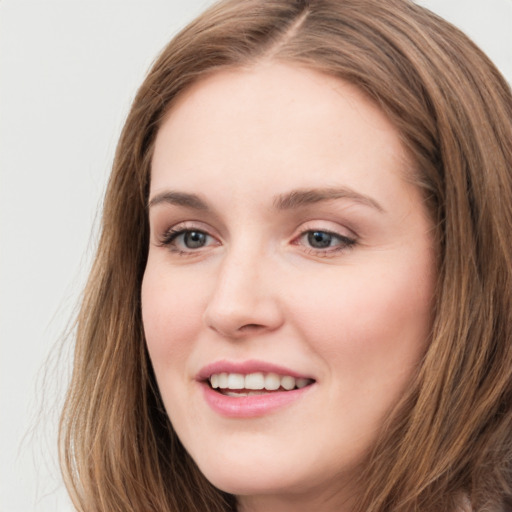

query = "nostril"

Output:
[[238, 323, 264, 333]]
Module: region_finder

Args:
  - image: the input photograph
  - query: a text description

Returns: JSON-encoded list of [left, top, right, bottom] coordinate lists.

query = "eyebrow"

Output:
[[273, 187, 385, 212], [148, 191, 209, 210], [148, 187, 384, 213]]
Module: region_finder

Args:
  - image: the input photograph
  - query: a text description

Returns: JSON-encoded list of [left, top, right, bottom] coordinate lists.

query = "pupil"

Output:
[[308, 231, 332, 248], [184, 231, 206, 249]]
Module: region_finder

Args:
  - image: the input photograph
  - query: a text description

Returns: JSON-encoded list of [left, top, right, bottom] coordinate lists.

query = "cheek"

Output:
[[141, 262, 208, 369], [289, 257, 434, 386]]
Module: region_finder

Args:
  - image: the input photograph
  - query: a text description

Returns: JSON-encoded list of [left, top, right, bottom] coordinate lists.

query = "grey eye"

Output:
[[183, 231, 208, 249], [307, 231, 334, 248]]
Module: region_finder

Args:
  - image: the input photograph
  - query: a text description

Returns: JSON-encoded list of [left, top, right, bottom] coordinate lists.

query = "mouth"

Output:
[[197, 360, 316, 416], [207, 372, 314, 397]]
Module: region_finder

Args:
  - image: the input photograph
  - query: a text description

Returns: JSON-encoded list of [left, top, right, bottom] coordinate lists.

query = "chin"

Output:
[[190, 443, 344, 499], [201, 466, 304, 497], [187, 444, 297, 494]]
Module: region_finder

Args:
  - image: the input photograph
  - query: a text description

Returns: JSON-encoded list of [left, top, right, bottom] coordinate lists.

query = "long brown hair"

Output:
[[59, 1, 512, 510]]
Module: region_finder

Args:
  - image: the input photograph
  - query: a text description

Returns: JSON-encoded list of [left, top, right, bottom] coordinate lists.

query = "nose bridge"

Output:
[[203, 237, 282, 337]]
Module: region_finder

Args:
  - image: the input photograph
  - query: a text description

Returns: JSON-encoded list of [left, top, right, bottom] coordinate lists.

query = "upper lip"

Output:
[[196, 359, 314, 381]]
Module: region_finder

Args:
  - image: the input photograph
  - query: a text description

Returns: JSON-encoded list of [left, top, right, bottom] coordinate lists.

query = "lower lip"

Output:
[[201, 383, 313, 418]]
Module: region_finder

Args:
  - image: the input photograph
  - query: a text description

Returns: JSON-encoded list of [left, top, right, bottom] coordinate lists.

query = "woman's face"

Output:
[[142, 63, 435, 510]]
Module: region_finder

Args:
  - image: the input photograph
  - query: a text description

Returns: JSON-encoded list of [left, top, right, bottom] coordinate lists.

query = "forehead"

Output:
[[150, 62, 415, 209]]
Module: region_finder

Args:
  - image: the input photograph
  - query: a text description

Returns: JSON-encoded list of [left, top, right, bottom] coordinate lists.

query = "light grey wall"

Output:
[[1, 1, 510, 511]]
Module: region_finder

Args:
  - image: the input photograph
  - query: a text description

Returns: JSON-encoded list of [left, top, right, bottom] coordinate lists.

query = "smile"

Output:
[[198, 361, 316, 417], [209, 372, 312, 395]]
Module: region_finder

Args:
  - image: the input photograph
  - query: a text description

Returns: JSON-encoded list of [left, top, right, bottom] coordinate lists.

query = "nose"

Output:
[[203, 244, 284, 339]]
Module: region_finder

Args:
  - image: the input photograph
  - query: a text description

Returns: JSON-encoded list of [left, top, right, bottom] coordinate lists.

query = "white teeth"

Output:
[[218, 373, 228, 388], [245, 372, 265, 389], [281, 376, 296, 390], [296, 378, 309, 389], [227, 373, 245, 389], [209, 372, 312, 391], [264, 373, 281, 390]]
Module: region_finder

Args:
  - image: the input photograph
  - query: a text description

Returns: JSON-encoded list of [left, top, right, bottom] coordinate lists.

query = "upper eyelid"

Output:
[[159, 220, 219, 237], [162, 224, 218, 242], [294, 229, 356, 245], [155, 219, 358, 244], [292, 220, 357, 239], [159, 227, 219, 253]]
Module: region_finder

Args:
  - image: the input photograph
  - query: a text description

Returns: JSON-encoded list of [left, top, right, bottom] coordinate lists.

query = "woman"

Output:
[[59, 0, 512, 510]]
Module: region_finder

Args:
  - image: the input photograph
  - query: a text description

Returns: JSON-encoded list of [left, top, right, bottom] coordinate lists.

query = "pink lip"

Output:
[[200, 383, 313, 418], [196, 359, 315, 418], [197, 359, 311, 381]]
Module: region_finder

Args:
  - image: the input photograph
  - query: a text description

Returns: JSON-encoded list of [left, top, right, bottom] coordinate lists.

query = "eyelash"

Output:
[[295, 230, 356, 256], [158, 225, 357, 257], [158, 226, 216, 255]]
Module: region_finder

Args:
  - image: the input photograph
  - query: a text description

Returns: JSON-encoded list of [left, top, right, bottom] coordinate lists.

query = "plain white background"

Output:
[[1, 1, 510, 511]]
